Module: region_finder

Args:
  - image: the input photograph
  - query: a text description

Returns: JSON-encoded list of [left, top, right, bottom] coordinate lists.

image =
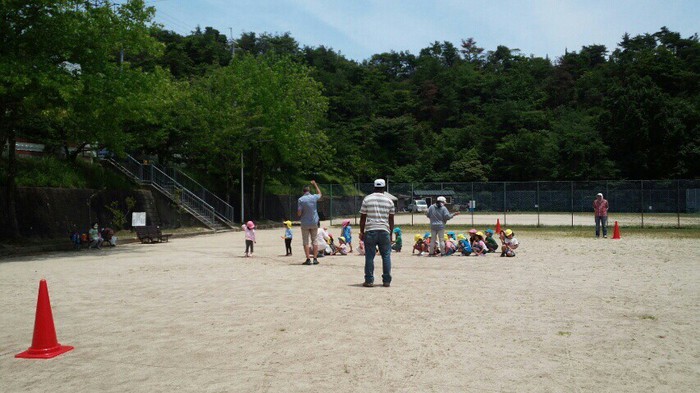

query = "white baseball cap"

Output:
[[374, 179, 386, 187], [596, 193, 603, 197], [437, 196, 446, 203]]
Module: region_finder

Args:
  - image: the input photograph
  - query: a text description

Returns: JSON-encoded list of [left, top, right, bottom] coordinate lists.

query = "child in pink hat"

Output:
[[242, 221, 256, 257], [341, 219, 353, 252]]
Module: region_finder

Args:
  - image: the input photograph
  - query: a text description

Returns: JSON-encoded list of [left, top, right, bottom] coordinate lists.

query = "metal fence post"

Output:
[[571, 181, 574, 227], [535, 181, 540, 228], [471, 182, 474, 227], [411, 182, 414, 226], [503, 182, 507, 226], [354, 182, 358, 226], [641, 180, 644, 228], [330, 184, 333, 226], [677, 179, 681, 228]]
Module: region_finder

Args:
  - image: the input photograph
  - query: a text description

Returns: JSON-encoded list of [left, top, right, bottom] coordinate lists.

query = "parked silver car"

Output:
[[408, 199, 428, 212]]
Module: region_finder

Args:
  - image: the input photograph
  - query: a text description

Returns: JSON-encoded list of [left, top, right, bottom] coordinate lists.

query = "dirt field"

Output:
[[1, 226, 698, 392]]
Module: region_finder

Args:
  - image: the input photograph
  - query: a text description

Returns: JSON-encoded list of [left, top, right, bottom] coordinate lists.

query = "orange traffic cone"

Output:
[[495, 219, 502, 234], [612, 221, 621, 240], [15, 280, 73, 359]]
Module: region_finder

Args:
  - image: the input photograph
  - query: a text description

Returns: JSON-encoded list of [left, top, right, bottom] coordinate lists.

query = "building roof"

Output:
[[414, 190, 456, 196]]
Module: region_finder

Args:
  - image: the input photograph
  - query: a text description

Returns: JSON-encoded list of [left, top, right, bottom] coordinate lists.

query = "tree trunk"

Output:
[[252, 157, 266, 220], [4, 130, 21, 238]]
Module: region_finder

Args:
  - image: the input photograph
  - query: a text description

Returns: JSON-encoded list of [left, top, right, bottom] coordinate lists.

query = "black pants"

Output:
[[285, 238, 292, 255], [245, 240, 254, 254]]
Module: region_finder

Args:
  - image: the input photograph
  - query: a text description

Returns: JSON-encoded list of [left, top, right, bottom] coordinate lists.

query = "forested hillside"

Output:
[[143, 27, 699, 184], [2, 1, 698, 236]]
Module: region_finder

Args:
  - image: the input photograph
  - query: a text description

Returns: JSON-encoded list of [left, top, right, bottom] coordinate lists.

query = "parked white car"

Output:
[[408, 199, 428, 212]]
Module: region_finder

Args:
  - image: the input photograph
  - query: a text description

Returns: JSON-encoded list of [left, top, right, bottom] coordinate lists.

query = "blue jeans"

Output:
[[595, 215, 608, 237], [364, 230, 392, 284]]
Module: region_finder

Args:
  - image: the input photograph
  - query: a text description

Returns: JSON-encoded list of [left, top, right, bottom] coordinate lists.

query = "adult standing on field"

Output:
[[426, 196, 460, 256], [359, 179, 395, 287], [298, 180, 322, 265], [593, 192, 609, 238]]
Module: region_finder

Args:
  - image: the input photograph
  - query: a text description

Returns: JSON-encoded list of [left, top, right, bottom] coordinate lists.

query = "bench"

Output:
[[134, 225, 172, 244]]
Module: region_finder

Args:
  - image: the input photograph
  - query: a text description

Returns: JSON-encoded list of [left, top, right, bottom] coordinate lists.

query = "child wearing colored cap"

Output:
[[281, 221, 293, 256], [334, 237, 349, 255], [412, 234, 426, 255], [472, 231, 488, 256], [341, 219, 353, 252], [457, 234, 472, 256], [242, 221, 256, 257], [484, 229, 499, 253], [443, 235, 457, 256], [391, 227, 403, 252], [468, 229, 478, 244], [500, 229, 519, 257]]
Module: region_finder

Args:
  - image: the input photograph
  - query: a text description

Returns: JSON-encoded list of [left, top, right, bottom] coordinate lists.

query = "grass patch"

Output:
[[640, 315, 658, 321], [557, 331, 572, 337]]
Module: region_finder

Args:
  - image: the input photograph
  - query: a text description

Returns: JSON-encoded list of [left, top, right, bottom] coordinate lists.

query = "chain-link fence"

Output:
[[259, 179, 700, 228]]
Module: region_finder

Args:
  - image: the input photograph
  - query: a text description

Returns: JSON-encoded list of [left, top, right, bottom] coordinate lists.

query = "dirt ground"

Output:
[[1, 226, 698, 392]]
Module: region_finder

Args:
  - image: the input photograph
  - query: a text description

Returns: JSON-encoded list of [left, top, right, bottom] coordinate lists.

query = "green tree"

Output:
[[0, 0, 161, 237], [193, 54, 329, 218]]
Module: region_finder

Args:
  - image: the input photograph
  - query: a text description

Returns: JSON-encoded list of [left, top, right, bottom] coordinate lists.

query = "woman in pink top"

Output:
[[242, 221, 256, 257], [593, 193, 609, 238]]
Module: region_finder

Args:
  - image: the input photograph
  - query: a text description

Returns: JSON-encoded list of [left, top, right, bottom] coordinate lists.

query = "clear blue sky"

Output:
[[145, 0, 700, 61]]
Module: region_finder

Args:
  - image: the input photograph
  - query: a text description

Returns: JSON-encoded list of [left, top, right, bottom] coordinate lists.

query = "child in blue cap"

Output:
[[484, 229, 499, 253], [391, 227, 403, 252]]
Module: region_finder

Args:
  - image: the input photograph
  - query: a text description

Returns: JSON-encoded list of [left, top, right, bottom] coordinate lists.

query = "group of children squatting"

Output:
[[413, 228, 519, 257], [243, 219, 518, 258]]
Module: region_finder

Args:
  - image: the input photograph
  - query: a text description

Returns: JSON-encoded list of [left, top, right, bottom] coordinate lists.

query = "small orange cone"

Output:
[[495, 219, 502, 234], [612, 221, 621, 240], [15, 280, 73, 359]]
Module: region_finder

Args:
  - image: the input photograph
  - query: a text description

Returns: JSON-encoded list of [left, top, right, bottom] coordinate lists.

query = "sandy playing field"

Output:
[[1, 227, 698, 392]]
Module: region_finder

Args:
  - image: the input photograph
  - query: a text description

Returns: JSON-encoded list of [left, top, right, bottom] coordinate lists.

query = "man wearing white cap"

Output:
[[426, 196, 460, 256], [359, 179, 395, 287], [593, 192, 609, 238]]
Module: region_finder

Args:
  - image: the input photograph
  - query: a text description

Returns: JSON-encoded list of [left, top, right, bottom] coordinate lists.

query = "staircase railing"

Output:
[[156, 165, 235, 225], [150, 165, 218, 227], [110, 155, 229, 229]]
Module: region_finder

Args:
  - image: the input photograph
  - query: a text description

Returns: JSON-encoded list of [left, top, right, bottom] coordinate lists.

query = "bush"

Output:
[[0, 156, 135, 189]]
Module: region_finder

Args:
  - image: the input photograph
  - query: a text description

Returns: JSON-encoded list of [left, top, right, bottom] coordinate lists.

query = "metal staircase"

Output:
[[105, 155, 236, 231]]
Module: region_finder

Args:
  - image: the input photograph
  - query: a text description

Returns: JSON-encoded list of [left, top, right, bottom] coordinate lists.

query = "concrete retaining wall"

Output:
[[0, 187, 206, 239]]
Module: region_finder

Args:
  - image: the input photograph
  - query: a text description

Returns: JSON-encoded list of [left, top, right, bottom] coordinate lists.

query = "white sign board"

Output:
[[469, 200, 476, 209], [132, 212, 146, 227]]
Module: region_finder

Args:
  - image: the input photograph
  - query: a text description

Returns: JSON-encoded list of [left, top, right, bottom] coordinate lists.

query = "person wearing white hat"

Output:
[[359, 179, 395, 287], [426, 196, 460, 256], [593, 192, 609, 238]]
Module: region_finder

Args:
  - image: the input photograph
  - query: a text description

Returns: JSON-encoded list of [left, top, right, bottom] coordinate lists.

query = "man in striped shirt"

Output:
[[359, 179, 395, 287]]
